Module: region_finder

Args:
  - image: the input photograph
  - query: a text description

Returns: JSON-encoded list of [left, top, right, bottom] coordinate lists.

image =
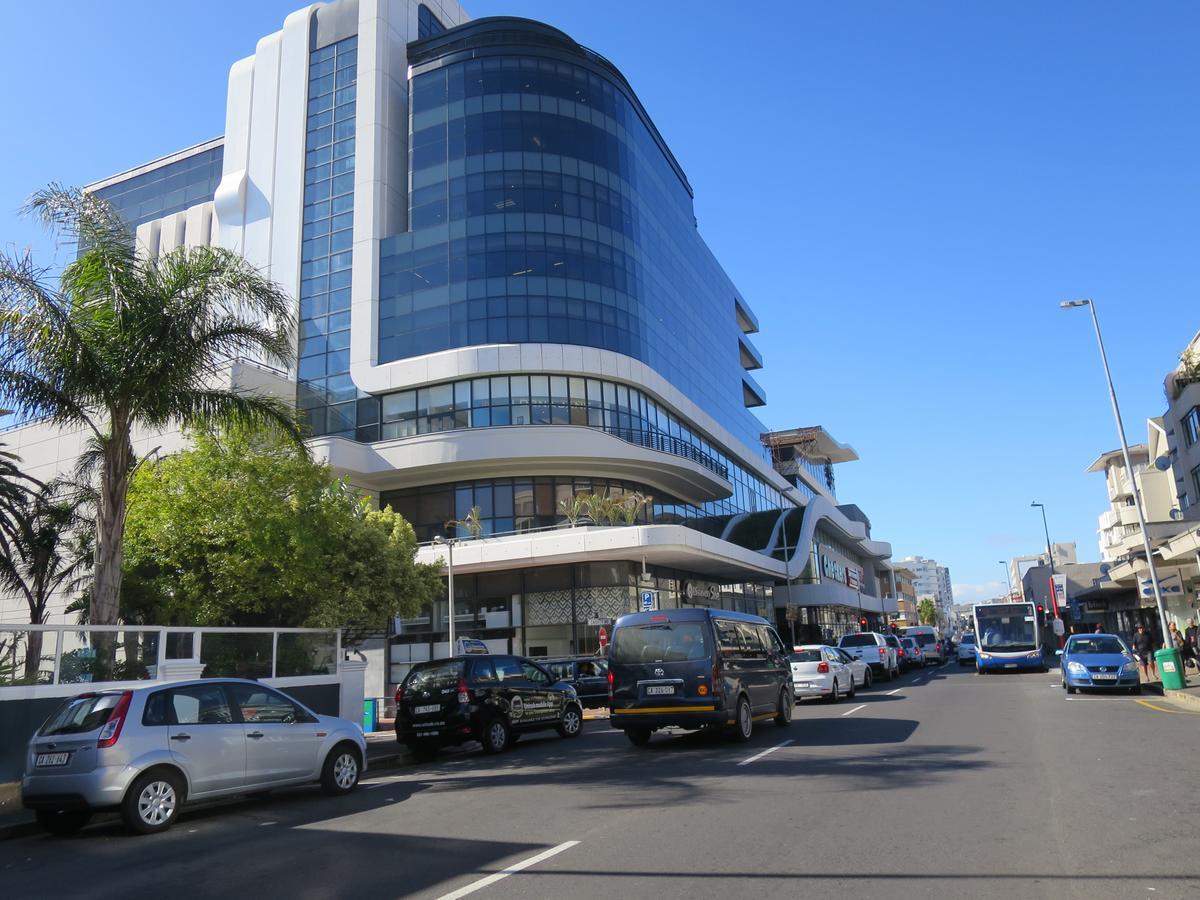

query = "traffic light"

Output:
[[859, 617, 869, 631], [1036, 604, 1046, 627]]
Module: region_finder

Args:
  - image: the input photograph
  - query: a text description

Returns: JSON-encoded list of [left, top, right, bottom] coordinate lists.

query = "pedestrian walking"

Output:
[[1133, 625, 1157, 681], [1186, 619, 1200, 670]]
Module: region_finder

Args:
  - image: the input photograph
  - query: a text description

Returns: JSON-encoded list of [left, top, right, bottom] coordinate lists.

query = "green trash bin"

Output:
[[362, 698, 377, 733], [1156, 648, 1186, 690]]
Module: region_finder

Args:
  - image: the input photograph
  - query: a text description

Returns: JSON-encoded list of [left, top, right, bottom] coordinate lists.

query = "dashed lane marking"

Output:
[[840, 704, 867, 717], [737, 739, 794, 767], [885, 689, 901, 696], [435, 840, 580, 900]]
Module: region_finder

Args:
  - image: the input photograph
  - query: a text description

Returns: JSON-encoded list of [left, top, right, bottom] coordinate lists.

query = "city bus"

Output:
[[972, 602, 1046, 672]]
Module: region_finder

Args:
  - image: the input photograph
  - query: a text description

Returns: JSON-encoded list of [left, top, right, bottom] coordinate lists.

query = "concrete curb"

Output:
[[1162, 687, 1200, 709]]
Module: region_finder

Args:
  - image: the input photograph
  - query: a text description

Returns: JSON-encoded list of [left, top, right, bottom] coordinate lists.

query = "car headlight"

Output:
[[1066, 661, 1087, 675], [978, 652, 990, 660], [1122, 662, 1139, 675]]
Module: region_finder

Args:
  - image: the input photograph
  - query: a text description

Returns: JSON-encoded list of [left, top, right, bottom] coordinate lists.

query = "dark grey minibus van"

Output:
[[608, 608, 793, 747]]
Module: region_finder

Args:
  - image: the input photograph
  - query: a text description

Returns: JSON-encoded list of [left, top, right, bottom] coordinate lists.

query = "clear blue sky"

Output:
[[2, 1, 1197, 603]]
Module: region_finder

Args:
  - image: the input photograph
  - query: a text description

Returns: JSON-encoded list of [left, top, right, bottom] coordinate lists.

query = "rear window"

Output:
[[961, 634, 975, 645], [40, 693, 123, 736], [913, 633, 936, 646], [902, 638, 917, 648], [789, 650, 822, 662], [405, 661, 465, 692], [611, 621, 711, 664], [839, 634, 877, 647]]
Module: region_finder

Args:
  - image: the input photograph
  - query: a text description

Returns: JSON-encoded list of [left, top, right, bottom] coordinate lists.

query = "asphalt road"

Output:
[[3, 661, 1199, 900]]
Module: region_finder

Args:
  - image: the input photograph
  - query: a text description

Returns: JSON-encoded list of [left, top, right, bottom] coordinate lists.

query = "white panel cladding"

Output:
[[214, 55, 255, 248], [242, 32, 283, 275], [135, 202, 216, 258]]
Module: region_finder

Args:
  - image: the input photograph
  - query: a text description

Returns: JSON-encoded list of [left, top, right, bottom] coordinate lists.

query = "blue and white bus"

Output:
[[972, 602, 1046, 672]]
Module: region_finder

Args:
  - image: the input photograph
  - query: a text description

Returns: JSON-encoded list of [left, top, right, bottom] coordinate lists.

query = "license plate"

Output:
[[1004, 663, 1017, 668], [36, 752, 70, 767], [413, 704, 442, 715], [646, 685, 675, 696], [1092, 673, 1117, 681]]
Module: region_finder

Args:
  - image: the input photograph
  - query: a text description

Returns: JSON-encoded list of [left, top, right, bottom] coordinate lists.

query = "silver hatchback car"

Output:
[[22, 678, 366, 835]]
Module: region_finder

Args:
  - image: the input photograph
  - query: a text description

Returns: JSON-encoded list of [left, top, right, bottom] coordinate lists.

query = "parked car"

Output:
[[608, 608, 793, 747], [1059, 634, 1141, 694], [838, 632, 898, 680], [900, 636, 925, 669], [541, 656, 609, 708], [888, 633, 912, 672], [957, 632, 978, 666], [23, 679, 366, 836], [832, 647, 873, 690], [904, 626, 944, 665], [396, 655, 582, 759], [789, 645, 855, 702]]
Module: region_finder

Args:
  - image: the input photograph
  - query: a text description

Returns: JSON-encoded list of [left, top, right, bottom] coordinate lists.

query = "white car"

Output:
[[957, 632, 978, 666], [790, 645, 856, 703], [832, 647, 873, 690]]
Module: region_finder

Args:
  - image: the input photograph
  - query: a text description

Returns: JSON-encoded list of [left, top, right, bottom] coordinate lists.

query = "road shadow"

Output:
[[787, 717, 918, 746]]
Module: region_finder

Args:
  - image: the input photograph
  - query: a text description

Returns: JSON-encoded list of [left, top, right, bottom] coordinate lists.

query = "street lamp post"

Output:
[[1030, 501, 1061, 623], [1062, 298, 1171, 645], [432, 536, 457, 653], [998, 560, 1014, 600]]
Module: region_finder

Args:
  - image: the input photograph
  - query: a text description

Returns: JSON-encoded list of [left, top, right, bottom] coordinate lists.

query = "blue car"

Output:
[[1059, 634, 1141, 694]]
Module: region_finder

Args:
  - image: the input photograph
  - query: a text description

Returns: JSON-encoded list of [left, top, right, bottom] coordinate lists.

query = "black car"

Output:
[[608, 608, 793, 747], [540, 656, 609, 708], [395, 655, 583, 759]]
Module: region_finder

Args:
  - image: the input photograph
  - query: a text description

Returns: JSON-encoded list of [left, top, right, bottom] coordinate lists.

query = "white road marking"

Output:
[[259, 821, 276, 827], [737, 739, 794, 767], [841, 704, 867, 717], [886, 688, 901, 696], [435, 840, 580, 900]]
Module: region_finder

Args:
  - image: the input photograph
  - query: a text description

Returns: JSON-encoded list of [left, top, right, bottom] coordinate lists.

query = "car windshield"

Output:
[[405, 660, 465, 692], [961, 634, 975, 645], [610, 622, 710, 664], [40, 693, 124, 736], [839, 634, 876, 647], [789, 649, 822, 662], [1069, 637, 1128, 655]]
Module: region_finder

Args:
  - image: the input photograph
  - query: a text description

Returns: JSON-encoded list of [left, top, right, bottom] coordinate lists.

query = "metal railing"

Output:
[[0, 624, 341, 688]]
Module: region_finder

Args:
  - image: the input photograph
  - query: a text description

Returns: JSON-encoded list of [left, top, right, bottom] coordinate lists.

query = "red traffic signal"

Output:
[[1036, 604, 1045, 614], [859, 617, 869, 630]]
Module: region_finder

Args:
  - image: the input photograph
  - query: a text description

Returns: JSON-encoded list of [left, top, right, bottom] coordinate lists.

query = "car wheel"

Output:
[[121, 769, 183, 835], [556, 703, 583, 739], [625, 727, 652, 747], [482, 716, 512, 754], [847, 673, 856, 698], [864, 668, 873, 689], [825, 681, 840, 704], [1129, 685, 1141, 695], [321, 744, 361, 796], [35, 808, 91, 836], [731, 695, 754, 741], [774, 687, 793, 727], [1066, 683, 1077, 695]]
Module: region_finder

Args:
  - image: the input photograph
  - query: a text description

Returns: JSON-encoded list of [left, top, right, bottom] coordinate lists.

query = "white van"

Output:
[[903, 626, 943, 665]]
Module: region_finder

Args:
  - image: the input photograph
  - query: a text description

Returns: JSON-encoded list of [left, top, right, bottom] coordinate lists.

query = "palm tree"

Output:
[[0, 185, 300, 626], [0, 481, 92, 680]]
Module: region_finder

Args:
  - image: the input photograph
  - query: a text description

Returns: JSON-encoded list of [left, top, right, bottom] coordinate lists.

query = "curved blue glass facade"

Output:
[[378, 19, 767, 454]]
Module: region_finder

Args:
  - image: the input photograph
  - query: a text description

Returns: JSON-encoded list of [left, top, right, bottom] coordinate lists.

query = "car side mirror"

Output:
[[1055, 649, 1063, 656]]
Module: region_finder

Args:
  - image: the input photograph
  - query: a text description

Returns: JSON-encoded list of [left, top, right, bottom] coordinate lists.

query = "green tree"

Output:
[[918, 597, 938, 626], [0, 186, 300, 626], [0, 481, 93, 679], [121, 427, 440, 640]]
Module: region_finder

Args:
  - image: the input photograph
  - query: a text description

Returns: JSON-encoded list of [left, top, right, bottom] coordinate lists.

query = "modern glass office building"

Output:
[[3, 0, 897, 686]]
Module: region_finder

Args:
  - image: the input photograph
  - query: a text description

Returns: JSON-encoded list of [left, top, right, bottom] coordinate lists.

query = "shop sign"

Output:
[[820, 554, 845, 584], [1140, 568, 1184, 599], [846, 565, 862, 589], [683, 580, 721, 602]]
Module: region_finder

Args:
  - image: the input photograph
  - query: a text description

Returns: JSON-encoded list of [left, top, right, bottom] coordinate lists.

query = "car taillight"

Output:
[[457, 678, 472, 705], [607, 668, 614, 702], [817, 662, 829, 674], [97, 691, 132, 749], [898, 648, 905, 657], [879, 647, 887, 658], [394, 684, 404, 705]]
